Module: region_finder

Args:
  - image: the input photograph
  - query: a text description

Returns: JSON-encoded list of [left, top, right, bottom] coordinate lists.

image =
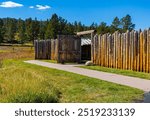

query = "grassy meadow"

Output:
[[0, 45, 144, 103]]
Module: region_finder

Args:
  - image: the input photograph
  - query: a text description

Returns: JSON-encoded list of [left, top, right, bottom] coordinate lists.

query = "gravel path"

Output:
[[25, 60, 150, 93]]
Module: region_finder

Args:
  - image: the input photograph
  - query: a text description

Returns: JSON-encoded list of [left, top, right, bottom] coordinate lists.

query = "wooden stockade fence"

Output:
[[92, 30, 150, 73], [51, 39, 57, 60], [34, 35, 81, 63], [34, 30, 150, 73], [57, 35, 81, 63], [34, 40, 51, 59]]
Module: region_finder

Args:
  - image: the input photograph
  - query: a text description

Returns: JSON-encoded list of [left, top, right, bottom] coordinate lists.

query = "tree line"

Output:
[[0, 14, 135, 44]]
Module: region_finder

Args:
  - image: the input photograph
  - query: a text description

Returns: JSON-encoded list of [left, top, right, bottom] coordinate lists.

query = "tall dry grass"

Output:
[[0, 60, 60, 103], [0, 46, 34, 60]]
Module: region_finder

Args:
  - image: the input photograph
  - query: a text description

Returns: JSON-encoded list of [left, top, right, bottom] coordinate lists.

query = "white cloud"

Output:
[[29, 6, 34, 9], [36, 5, 51, 10], [0, 1, 23, 8]]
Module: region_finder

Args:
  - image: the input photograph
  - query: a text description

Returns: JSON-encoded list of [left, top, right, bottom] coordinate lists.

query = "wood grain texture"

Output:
[[92, 30, 150, 73]]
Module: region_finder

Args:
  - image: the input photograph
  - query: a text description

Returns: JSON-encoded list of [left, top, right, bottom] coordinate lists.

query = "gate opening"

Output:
[[76, 30, 96, 62], [81, 38, 91, 61]]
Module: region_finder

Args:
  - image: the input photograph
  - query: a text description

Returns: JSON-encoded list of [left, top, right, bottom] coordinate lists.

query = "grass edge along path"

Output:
[[79, 66, 150, 80], [0, 60, 144, 103]]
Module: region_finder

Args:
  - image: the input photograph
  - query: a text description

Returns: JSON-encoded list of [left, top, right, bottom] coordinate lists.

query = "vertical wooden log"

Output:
[[49, 40, 51, 59], [94, 35, 98, 64], [148, 29, 150, 73], [124, 33, 127, 69], [146, 30, 149, 73], [101, 35, 104, 66], [143, 30, 147, 72], [112, 33, 116, 68], [57, 36, 60, 63], [79, 37, 82, 63], [131, 30, 134, 70], [128, 32, 131, 70], [108, 34, 111, 67], [100, 35, 102, 66], [111, 34, 114, 68], [118, 33, 121, 69], [39, 41, 41, 59], [110, 35, 113, 68], [139, 32, 144, 72], [103, 34, 106, 67], [122, 33, 126, 70], [133, 31, 138, 71], [43, 40, 46, 59], [98, 35, 101, 65], [97, 35, 99, 65], [117, 33, 120, 69], [34, 40, 37, 59], [115, 32, 118, 69], [93, 35, 96, 64], [136, 30, 141, 71], [36, 40, 38, 59], [106, 34, 109, 67], [120, 33, 123, 69], [126, 31, 130, 70], [91, 33, 94, 63]]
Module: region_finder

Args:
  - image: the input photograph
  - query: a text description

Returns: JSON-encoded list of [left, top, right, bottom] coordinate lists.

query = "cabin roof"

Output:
[[76, 30, 95, 36]]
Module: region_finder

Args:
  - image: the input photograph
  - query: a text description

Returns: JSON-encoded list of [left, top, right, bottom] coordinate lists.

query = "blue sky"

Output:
[[0, 0, 150, 29]]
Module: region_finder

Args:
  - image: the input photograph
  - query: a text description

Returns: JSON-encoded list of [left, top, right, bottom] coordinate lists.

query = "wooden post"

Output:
[[143, 30, 147, 72], [146, 30, 149, 73], [126, 31, 129, 70], [98, 35, 101, 65], [57, 35, 60, 63], [91, 32, 94, 63], [139, 32, 144, 72], [148, 29, 150, 73], [133, 31, 138, 71], [136, 30, 141, 71]]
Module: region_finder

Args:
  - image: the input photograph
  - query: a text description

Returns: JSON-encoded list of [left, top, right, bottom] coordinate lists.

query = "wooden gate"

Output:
[[57, 35, 81, 63], [34, 40, 51, 59], [34, 35, 81, 63]]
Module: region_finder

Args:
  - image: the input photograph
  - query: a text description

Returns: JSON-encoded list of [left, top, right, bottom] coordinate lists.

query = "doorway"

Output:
[[81, 38, 91, 61]]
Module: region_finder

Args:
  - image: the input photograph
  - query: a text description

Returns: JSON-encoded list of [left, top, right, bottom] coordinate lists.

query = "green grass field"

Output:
[[80, 66, 150, 80], [0, 59, 144, 103], [0, 46, 145, 103]]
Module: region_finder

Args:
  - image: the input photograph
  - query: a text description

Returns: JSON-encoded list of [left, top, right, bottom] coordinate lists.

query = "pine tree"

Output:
[[111, 17, 121, 32], [0, 19, 4, 43], [65, 22, 74, 35], [45, 14, 59, 39], [15, 18, 26, 44], [97, 22, 110, 34], [38, 21, 46, 40], [121, 14, 135, 32], [45, 19, 51, 39], [90, 22, 98, 29], [4, 18, 17, 43], [32, 18, 40, 40], [25, 18, 34, 42], [58, 17, 67, 34]]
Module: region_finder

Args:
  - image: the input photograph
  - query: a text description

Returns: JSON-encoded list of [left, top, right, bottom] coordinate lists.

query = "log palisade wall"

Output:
[[34, 35, 81, 63], [34, 40, 51, 59], [93, 30, 150, 73], [35, 30, 150, 73], [57, 35, 81, 63]]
